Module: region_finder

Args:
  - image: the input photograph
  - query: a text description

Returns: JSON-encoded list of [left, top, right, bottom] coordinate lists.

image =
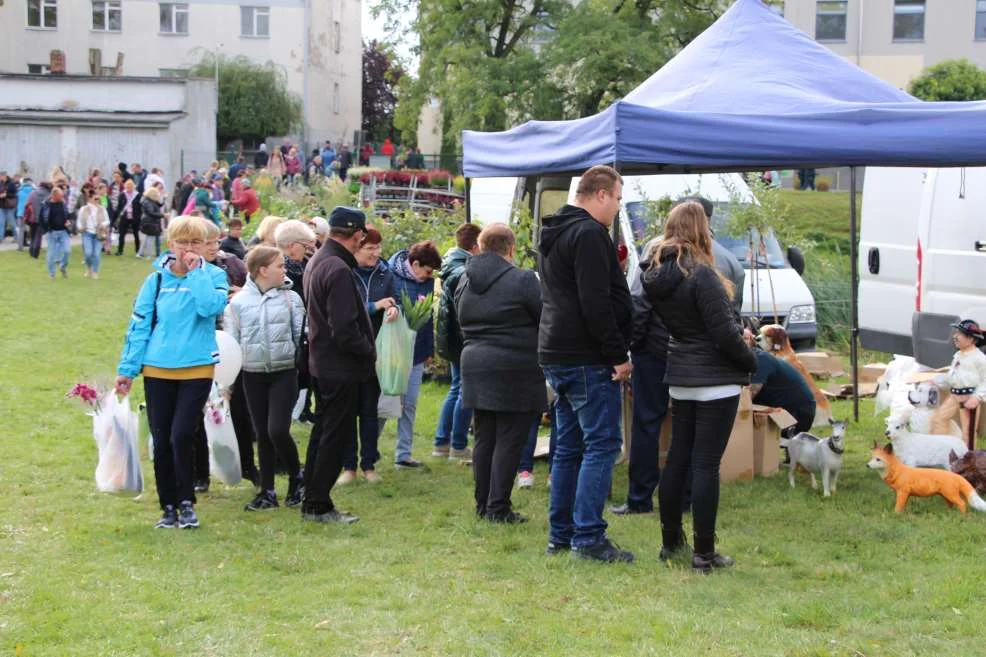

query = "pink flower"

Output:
[[417, 295, 426, 302]]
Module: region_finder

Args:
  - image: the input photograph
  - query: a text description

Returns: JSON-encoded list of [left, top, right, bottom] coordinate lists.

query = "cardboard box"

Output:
[[751, 405, 797, 476], [904, 367, 949, 385], [796, 352, 845, 378], [858, 363, 888, 383], [823, 382, 879, 399]]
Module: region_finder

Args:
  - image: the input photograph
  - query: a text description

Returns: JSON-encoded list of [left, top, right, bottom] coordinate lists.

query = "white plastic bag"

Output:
[[92, 394, 144, 493], [377, 394, 402, 419], [203, 383, 242, 486]]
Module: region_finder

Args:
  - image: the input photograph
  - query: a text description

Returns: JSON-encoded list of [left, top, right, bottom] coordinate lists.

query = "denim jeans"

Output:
[[0, 207, 15, 241], [434, 361, 473, 450], [82, 233, 103, 273], [518, 404, 556, 474], [393, 362, 425, 463], [344, 377, 382, 471], [46, 230, 70, 276], [544, 365, 623, 549], [15, 215, 25, 250], [626, 350, 669, 511]]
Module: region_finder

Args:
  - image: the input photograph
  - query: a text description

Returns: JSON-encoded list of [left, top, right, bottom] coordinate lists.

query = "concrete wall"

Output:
[[0, 0, 360, 149], [782, 0, 986, 89]]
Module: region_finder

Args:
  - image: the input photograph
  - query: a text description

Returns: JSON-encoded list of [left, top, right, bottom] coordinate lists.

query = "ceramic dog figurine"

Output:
[[868, 442, 986, 513], [758, 324, 831, 426], [885, 417, 967, 469], [949, 449, 986, 495], [896, 381, 963, 438], [780, 418, 845, 497]]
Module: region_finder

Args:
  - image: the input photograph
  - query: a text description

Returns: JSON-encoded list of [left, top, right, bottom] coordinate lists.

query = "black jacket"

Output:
[[303, 239, 376, 383], [537, 205, 632, 367], [630, 262, 669, 358], [355, 259, 396, 336], [642, 254, 757, 387], [116, 192, 142, 224], [456, 252, 546, 412], [254, 150, 269, 168], [140, 198, 164, 235], [435, 247, 469, 362]]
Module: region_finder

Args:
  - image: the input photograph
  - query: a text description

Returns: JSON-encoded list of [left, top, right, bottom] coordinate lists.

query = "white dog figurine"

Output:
[[780, 419, 846, 497], [900, 382, 962, 437], [884, 417, 968, 468]]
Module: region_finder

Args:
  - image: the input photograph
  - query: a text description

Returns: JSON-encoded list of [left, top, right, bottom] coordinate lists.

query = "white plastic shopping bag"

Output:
[[377, 394, 402, 419], [203, 382, 242, 486], [92, 394, 144, 493]]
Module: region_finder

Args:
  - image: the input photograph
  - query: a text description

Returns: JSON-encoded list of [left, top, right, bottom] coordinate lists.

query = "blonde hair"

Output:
[[656, 201, 734, 299], [203, 221, 221, 239], [142, 186, 160, 202], [274, 219, 316, 249], [246, 245, 283, 279], [167, 215, 210, 243], [255, 215, 286, 245]]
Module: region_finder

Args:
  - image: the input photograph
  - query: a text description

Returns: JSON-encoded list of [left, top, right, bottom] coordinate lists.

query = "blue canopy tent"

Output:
[[461, 0, 986, 419]]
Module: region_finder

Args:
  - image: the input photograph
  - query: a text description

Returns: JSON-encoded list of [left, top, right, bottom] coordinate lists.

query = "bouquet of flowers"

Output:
[[400, 290, 434, 332], [66, 382, 105, 415]]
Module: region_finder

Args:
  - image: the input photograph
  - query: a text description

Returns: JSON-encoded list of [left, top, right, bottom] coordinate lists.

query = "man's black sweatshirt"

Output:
[[537, 204, 632, 368]]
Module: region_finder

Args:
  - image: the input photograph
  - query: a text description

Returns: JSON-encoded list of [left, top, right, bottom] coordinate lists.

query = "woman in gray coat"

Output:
[[455, 224, 545, 523]]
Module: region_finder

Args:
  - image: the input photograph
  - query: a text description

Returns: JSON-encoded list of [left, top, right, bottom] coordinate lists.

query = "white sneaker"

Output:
[[517, 471, 534, 489], [335, 470, 358, 486]]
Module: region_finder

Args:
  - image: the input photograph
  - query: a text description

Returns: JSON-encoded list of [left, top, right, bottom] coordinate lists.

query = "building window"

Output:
[[28, 63, 52, 75], [333, 21, 341, 53], [815, 1, 847, 41], [240, 6, 270, 37], [27, 0, 57, 28], [766, 1, 784, 16], [893, 0, 925, 41], [333, 82, 340, 114], [160, 3, 189, 34], [160, 68, 190, 78], [977, 0, 986, 40], [92, 0, 122, 32]]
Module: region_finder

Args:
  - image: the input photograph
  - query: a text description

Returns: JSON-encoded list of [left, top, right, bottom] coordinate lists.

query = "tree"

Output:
[[362, 40, 405, 143], [190, 54, 302, 143], [382, 0, 722, 142], [909, 59, 986, 101]]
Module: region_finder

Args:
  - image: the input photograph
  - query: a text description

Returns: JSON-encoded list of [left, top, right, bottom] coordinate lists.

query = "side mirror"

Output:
[[787, 246, 805, 276]]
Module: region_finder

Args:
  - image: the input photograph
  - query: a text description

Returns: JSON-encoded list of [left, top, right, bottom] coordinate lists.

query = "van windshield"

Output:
[[625, 199, 788, 270]]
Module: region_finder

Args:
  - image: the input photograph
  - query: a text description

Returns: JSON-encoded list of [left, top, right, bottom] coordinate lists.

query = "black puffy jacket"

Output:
[[435, 247, 469, 361], [630, 261, 669, 357], [642, 254, 756, 387]]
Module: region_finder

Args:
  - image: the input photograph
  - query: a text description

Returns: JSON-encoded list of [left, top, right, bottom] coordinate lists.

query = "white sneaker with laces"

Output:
[[517, 471, 535, 489]]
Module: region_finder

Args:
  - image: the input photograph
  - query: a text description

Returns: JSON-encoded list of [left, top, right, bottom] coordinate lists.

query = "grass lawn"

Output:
[[779, 190, 862, 255], [2, 248, 985, 657]]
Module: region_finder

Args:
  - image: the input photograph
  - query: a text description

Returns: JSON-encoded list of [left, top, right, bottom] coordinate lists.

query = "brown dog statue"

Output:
[[949, 449, 986, 495]]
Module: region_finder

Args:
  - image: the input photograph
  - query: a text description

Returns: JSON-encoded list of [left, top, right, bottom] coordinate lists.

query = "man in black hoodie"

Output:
[[538, 165, 634, 563]]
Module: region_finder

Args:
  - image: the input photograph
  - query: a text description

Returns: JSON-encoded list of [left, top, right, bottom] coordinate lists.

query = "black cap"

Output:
[[329, 206, 366, 230], [951, 319, 985, 341]]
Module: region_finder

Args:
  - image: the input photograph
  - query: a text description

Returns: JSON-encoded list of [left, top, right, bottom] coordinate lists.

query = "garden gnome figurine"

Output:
[[932, 319, 986, 449]]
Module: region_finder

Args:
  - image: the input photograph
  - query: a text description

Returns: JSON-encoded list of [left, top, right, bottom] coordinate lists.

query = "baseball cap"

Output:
[[328, 206, 366, 231]]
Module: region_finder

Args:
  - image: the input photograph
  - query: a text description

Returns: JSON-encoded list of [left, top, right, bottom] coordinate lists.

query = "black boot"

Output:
[[692, 534, 734, 573], [659, 526, 690, 560]]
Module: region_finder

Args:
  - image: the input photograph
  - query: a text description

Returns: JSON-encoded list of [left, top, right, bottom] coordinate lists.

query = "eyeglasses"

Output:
[[173, 239, 204, 247]]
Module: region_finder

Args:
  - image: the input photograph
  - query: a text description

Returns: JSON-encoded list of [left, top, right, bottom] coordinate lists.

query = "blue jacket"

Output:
[[320, 147, 337, 174], [389, 249, 435, 365], [117, 255, 230, 378], [16, 183, 33, 217], [355, 258, 396, 336]]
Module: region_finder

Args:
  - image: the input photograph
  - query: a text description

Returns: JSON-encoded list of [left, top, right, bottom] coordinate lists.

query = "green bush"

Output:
[[803, 250, 852, 351]]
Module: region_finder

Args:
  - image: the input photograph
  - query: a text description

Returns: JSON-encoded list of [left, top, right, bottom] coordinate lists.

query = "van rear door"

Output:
[[859, 167, 925, 355]]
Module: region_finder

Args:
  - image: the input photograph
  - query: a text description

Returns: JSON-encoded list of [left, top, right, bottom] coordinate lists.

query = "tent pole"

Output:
[[465, 177, 472, 223], [849, 166, 860, 422]]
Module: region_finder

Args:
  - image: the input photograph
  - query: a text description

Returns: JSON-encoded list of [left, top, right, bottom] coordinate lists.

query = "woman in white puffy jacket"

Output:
[[224, 245, 306, 511]]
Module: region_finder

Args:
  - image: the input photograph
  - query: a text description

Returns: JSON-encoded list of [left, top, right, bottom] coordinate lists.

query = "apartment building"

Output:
[[775, 0, 986, 89], [0, 0, 362, 147]]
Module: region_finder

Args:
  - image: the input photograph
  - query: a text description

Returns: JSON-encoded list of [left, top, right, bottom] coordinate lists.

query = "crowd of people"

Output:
[[9, 155, 821, 572]]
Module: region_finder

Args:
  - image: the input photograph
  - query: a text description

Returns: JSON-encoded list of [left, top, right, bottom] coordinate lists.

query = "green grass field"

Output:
[[2, 246, 984, 657]]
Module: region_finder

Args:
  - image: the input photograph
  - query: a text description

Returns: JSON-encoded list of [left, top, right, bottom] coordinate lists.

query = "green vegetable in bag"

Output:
[[376, 311, 416, 396]]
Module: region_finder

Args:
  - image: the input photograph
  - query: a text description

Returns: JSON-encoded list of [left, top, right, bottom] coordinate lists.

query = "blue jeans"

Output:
[[82, 233, 103, 273], [544, 365, 623, 549], [46, 230, 70, 276], [434, 361, 472, 450], [518, 403, 556, 473], [626, 350, 669, 511], [392, 362, 425, 463], [0, 207, 15, 241]]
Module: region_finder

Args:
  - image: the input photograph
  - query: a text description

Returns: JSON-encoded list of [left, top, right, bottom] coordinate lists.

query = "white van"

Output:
[[469, 173, 818, 349], [861, 167, 986, 366]]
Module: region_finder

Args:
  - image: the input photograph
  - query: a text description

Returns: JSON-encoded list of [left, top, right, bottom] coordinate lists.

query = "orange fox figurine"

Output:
[[867, 441, 986, 513]]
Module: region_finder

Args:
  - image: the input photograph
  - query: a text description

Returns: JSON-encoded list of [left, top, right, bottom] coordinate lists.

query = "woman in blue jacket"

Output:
[[387, 241, 441, 469], [115, 216, 229, 530]]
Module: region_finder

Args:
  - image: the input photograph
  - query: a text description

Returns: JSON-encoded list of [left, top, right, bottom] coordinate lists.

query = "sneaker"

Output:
[[610, 503, 653, 516], [336, 470, 358, 486], [395, 458, 425, 470], [363, 469, 382, 484], [155, 505, 178, 529], [486, 510, 528, 524], [91, 272, 99, 280], [693, 552, 735, 574], [448, 447, 472, 461], [178, 502, 199, 529], [572, 538, 634, 564], [193, 479, 210, 493], [517, 471, 534, 489], [61, 270, 68, 279], [285, 476, 305, 508], [302, 508, 359, 524], [244, 490, 279, 511], [545, 541, 571, 556], [48, 273, 55, 279], [431, 445, 450, 458], [83, 270, 90, 278]]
